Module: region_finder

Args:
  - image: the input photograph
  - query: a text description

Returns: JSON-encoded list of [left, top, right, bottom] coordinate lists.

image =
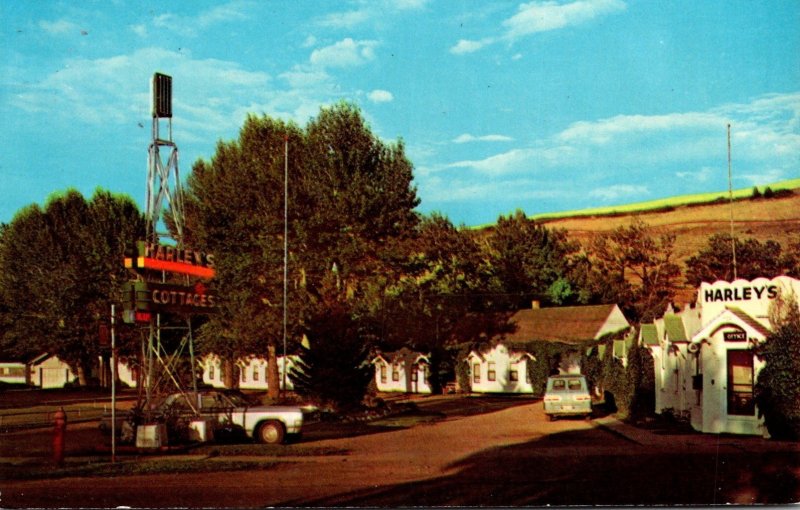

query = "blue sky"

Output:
[[1, 1, 798, 227]]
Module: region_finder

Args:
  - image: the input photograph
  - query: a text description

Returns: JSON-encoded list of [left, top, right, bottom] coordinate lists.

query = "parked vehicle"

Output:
[[543, 374, 592, 420], [102, 389, 304, 444]]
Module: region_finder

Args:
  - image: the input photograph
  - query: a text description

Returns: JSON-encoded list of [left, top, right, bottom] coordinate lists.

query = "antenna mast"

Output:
[[727, 123, 738, 280]]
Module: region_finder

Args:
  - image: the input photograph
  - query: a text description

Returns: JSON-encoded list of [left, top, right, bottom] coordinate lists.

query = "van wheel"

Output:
[[548, 414, 556, 422], [257, 420, 285, 444]]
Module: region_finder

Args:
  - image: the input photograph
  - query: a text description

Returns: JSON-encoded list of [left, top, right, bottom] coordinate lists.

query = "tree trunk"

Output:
[[76, 364, 88, 386], [268, 343, 280, 400], [223, 358, 235, 389]]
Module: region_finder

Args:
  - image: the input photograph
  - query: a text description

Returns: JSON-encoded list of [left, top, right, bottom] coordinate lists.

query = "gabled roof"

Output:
[[640, 324, 659, 346], [372, 347, 430, 366], [664, 315, 688, 343], [499, 304, 627, 345], [691, 306, 771, 342], [725, 307, 771, 337]]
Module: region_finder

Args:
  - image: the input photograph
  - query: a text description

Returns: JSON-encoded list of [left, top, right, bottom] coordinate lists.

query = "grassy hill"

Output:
[[534, 180, 800, 305]]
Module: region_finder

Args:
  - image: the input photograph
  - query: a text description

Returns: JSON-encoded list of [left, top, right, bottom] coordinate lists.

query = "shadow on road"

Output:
[[300, 395, 539, 443], [288, 426, 800, 507]]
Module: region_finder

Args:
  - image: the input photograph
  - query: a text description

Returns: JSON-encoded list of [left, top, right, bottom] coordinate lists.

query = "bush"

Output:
[[754, 305, 800, 440], [289, 304, 373, 413]]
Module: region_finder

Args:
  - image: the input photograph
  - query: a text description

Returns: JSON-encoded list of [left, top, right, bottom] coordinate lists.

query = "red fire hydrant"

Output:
[[52, 407, 67, 467]]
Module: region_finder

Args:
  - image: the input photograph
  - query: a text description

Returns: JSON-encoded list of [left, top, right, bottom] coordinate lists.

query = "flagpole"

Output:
[[282, 135, 288, 397]]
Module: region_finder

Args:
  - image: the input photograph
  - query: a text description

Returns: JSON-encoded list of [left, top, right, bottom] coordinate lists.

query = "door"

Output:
[[727, 350, 755, 416]]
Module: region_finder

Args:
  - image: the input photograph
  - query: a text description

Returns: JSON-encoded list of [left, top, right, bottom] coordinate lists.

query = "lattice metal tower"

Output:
[[141, 72, 197, 416], [147, 72, 185, 246]]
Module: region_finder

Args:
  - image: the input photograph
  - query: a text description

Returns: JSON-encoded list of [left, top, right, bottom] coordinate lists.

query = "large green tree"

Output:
[[183, 103, 420, 402], [376, 214, 505, 390], [685, 233, 791, 286], [486, 210, 581, 309], [585, 218, 681, 323], [0, 190, 144, 384]]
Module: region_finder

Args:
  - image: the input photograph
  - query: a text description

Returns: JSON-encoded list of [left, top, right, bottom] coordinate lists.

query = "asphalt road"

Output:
[[2, 396, 798, 507]]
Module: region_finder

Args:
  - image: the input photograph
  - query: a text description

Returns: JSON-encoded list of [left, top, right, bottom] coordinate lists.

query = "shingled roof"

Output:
[[498, 304, 628, 345]]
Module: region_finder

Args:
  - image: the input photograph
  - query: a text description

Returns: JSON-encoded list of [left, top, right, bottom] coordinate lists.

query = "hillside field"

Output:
[[538, 191, 800, 305]]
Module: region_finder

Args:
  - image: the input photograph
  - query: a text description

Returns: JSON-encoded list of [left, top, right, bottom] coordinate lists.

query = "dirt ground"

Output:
[[2, 395, 798, 507]]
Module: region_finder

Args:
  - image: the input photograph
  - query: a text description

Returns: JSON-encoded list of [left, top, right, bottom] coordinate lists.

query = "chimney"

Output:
[[531, 300, 540, 310]]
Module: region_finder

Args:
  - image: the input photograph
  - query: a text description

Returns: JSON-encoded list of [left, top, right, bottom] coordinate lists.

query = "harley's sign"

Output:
[[122, 280, 217, 318], [125, 241, 215, 279]]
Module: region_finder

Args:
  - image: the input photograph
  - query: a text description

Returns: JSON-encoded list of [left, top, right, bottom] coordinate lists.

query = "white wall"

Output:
[[373, 357, 432, 394], [0, 363, 27, 385], [467, 344, 534, 394], [31, 356, 75, 388], [201, 354, 298, 390]]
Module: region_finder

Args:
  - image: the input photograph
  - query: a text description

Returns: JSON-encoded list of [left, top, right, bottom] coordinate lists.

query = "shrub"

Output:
[[754, 301, 800, 440]]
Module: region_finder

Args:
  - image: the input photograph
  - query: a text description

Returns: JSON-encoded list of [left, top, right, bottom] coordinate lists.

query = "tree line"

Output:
[[1, 102, 798, 411]]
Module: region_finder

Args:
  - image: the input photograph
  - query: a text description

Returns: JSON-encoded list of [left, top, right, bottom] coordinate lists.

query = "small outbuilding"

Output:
[[29, 353, 76, 389], [372, 348, 432, 394], [468, 303, 631, 394]]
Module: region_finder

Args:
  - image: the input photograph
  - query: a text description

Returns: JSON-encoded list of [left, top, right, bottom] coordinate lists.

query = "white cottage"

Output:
[[0, 361, 28, 385], [201, 353, 298, 391], [468, 303, 631, 394], [29, 353, 76, 388], [372, 348, 432, 394], [644, 276, 800, 436]]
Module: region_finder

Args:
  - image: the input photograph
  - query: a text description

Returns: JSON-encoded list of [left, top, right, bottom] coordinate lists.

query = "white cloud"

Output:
[[39, 19, 80, 35], [503, 0, 626, 41], [130, 24, 148, 38], [309, 38, 378, 68], [280, 67, 330, 88], [453, 133, 514, 143], [589, 184, 648, 202], [448, 148, 538, 174], [9, 47, 272, 137], [676, 166, 716, 183], [150, 1, 251, 37], [317, 9, 372, 29], [450, 39, 493, 55], [368, 89, 394, 103], [452, 0, 626, 55], [316, 0, 428, 29]]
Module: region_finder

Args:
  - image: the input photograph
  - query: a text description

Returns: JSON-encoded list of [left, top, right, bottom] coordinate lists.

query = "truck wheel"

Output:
[[257, 420, 285, 444]]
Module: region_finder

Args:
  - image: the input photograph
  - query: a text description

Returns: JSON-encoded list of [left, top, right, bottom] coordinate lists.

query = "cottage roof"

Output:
[[499, 304, 626, 345], [373, 347, 430, 365], [725, 307, 771, 337], [664, 315, 688, 343], [639, 324, 659, 346]]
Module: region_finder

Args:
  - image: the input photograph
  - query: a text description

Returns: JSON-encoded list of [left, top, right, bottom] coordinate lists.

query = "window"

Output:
[[411, 370, 418, 382], [241, 369, 247, 383], [509, 369, 519, 382], [380, 364, 387, 383], [208, 365, 215, 380], [473, 363, 481, 383], [392, 368, 400, 381], [252, 367, 259, 382], [727, 350, 755, 416], [487, 362, 496, 382]]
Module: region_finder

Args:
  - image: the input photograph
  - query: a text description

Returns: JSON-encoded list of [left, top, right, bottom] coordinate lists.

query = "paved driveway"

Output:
[[2, 397, 798, 507]]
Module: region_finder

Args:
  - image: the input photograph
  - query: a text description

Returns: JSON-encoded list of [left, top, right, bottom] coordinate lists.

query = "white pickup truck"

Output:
[[158, 389, 305, 444], [102, 389, 305, 444]]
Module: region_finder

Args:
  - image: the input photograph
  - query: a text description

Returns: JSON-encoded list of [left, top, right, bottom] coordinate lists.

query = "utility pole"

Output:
[[727, 124, 738, 280]]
